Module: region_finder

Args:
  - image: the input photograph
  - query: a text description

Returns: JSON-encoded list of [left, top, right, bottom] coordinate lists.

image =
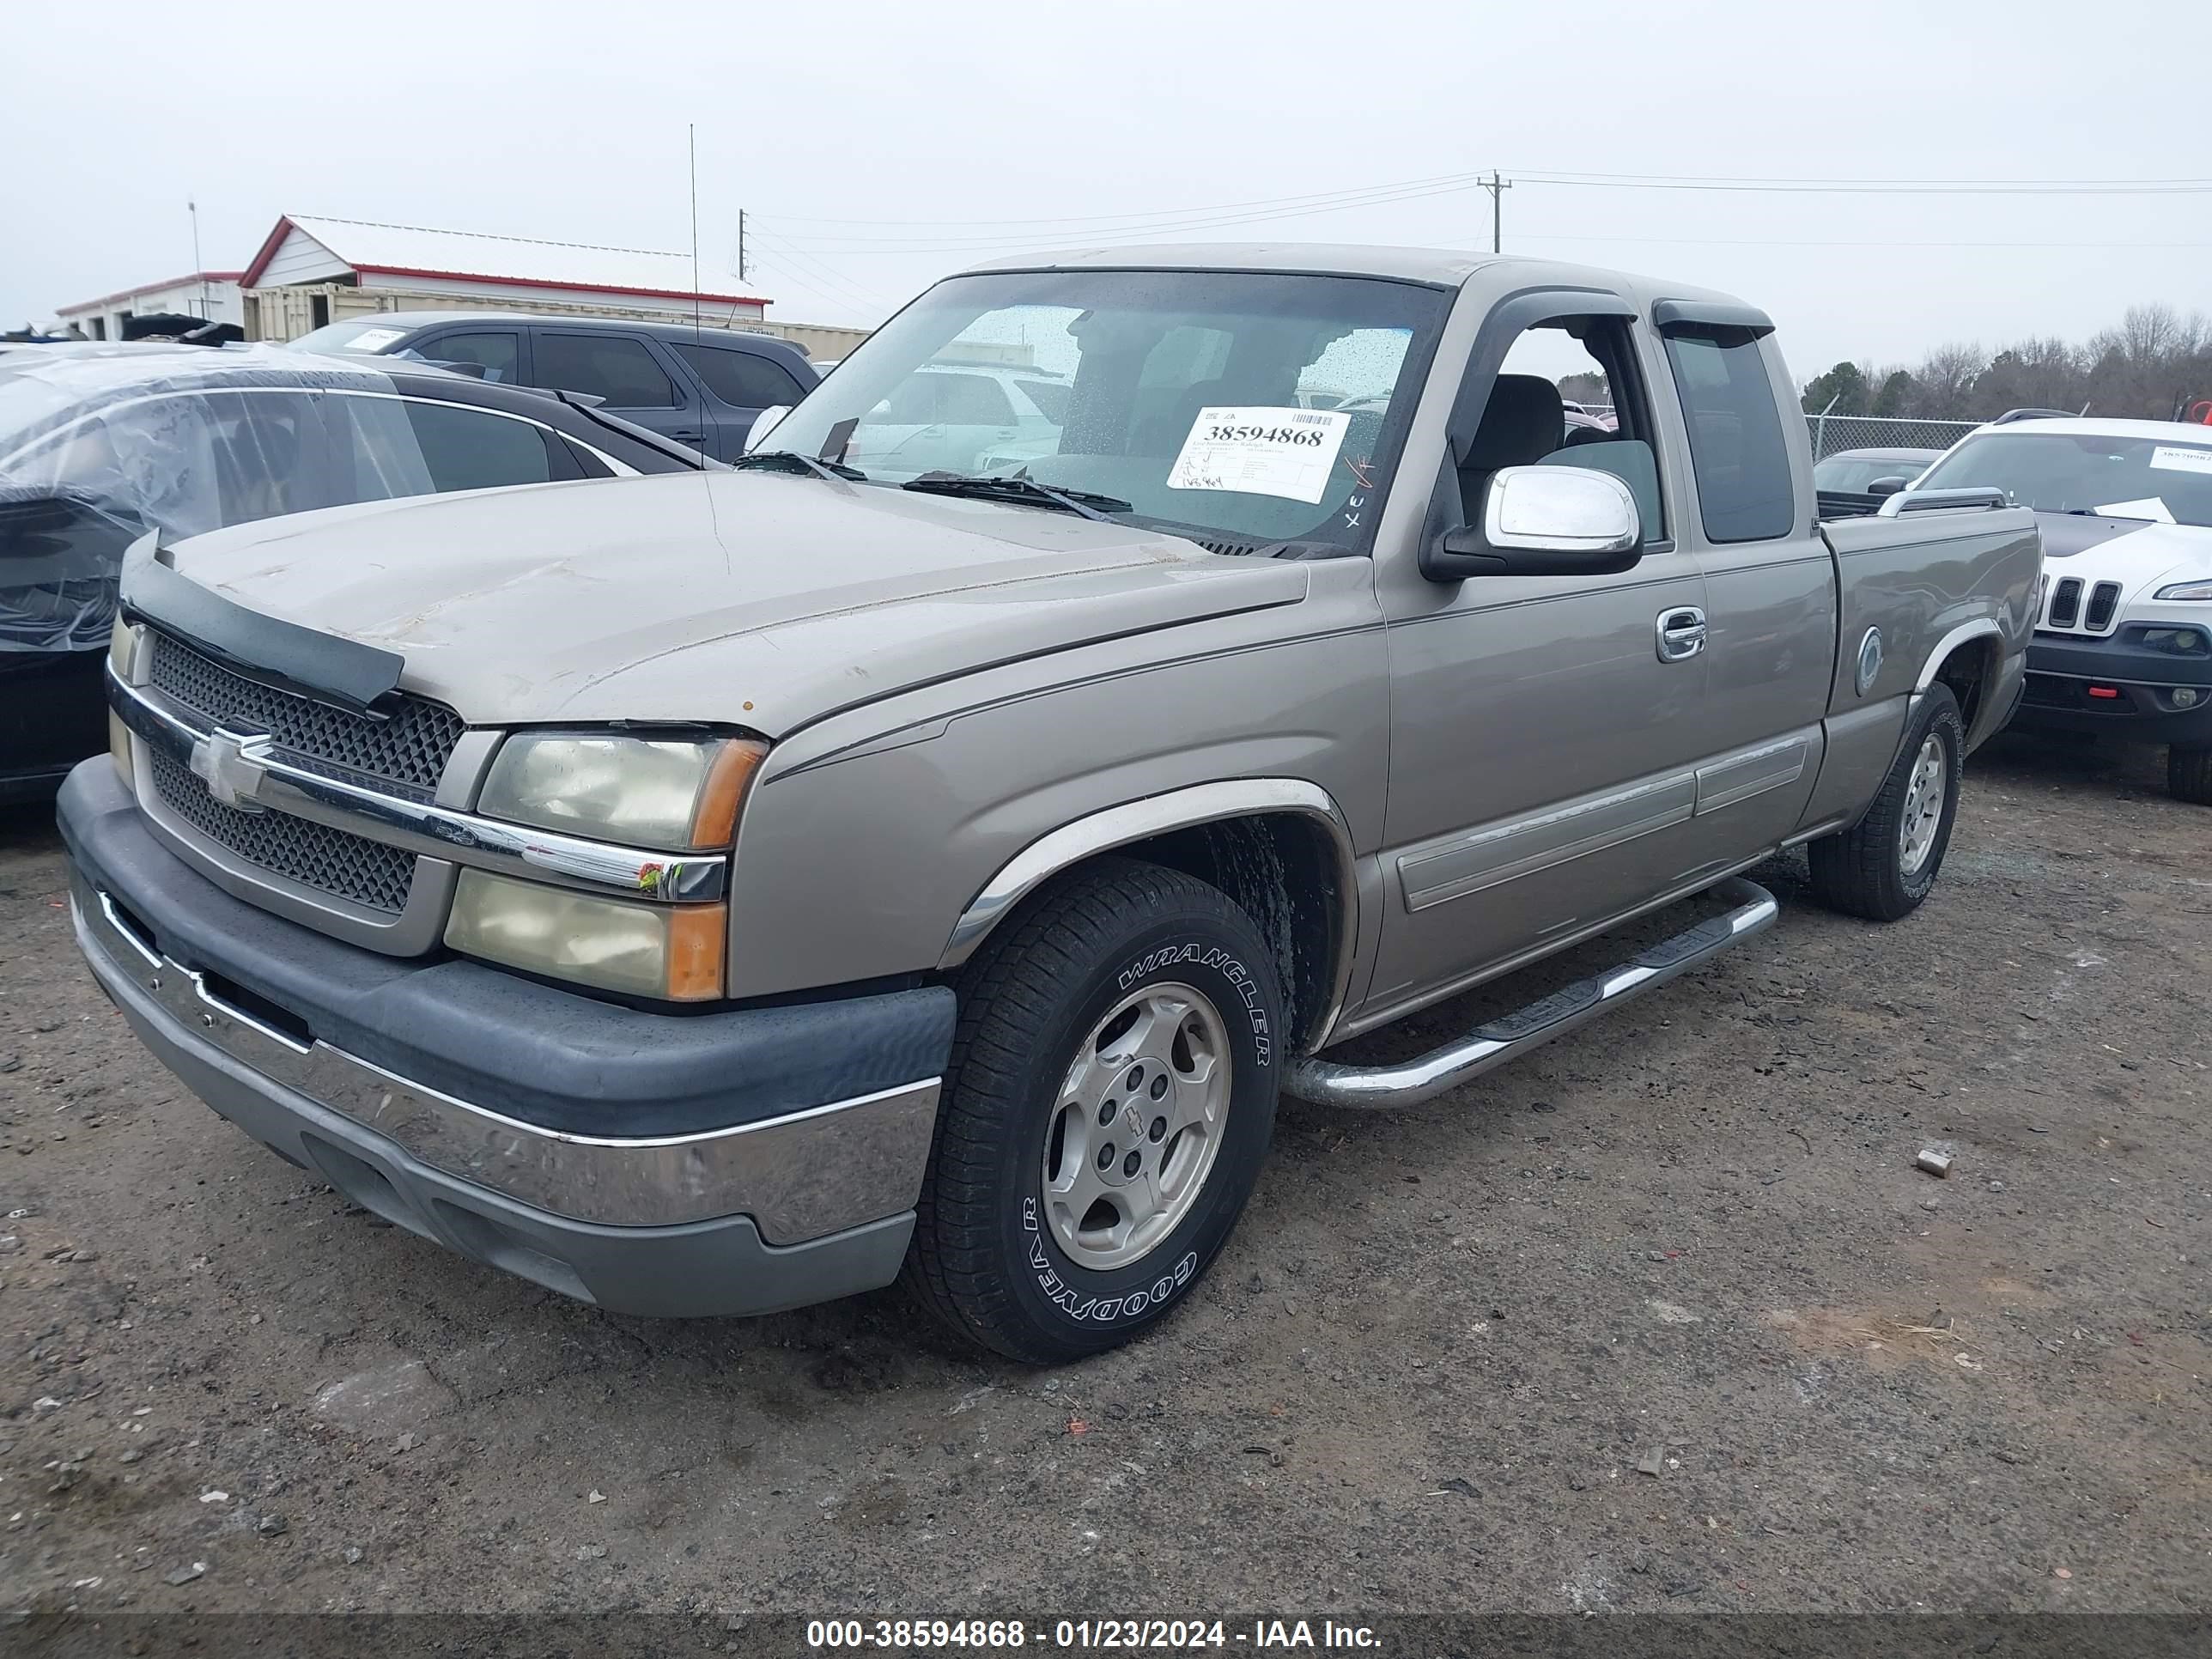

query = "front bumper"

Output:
[[2012, 629, 2212, 745], [61, 761, 956, 1317]]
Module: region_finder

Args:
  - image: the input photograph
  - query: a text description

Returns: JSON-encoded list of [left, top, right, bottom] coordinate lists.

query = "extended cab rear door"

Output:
[[1650, 302, 1833, 863]]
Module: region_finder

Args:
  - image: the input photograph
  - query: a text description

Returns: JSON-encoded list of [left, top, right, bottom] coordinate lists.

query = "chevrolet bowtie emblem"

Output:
[[189, 730, 271, 812]]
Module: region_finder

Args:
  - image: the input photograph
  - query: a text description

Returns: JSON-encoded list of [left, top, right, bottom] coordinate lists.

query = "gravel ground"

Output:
[[0, 733, 2204, 1618]]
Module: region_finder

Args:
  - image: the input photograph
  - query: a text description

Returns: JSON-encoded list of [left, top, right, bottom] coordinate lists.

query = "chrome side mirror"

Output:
[[1422, 465, 1644, 582]]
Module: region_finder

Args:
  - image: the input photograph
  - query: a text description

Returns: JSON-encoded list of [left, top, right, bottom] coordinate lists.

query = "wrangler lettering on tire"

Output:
[[902, 857, 1285, 1364]]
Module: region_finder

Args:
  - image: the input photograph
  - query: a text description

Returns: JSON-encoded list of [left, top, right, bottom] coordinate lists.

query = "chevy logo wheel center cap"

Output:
[[188, 730, 272, 812]]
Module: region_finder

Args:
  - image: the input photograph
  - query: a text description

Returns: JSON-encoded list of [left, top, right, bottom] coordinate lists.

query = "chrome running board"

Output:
[[1285, 878, 1778, 1110]]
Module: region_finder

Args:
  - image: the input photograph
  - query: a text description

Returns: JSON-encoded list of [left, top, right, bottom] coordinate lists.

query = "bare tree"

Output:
[[1913, 343, 1986, 420]]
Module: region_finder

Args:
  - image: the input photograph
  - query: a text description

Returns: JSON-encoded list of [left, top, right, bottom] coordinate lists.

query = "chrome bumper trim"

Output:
[[1287, 878, 1778, 1109], [73, 879, 936, 1243], [107, 665, 728, 903]]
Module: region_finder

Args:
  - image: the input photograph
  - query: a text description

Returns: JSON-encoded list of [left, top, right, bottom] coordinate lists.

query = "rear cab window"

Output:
[[1662, 326, 1796, 543]]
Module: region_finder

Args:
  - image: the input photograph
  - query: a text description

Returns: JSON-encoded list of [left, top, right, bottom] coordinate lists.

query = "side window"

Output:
[[322, 395, 562, 501], [1662, 330, 1795, 543], [562, 438, 615, 477], [398, 402, 559, 492], [193, 391, 339, 526], [1468, 314, 1667, 540], [933, 373, 1015, 424], [416, 331, 520, 384], [533, 332, 679, 408], [672, 343, 807, 409]]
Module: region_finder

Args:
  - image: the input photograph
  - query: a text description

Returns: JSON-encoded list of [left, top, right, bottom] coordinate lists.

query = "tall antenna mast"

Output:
[[189, 199, 207, 316], [688, 124, 702, 343]]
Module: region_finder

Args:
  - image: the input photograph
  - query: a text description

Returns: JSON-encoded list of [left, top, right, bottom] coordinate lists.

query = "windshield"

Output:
[[1814, 454, 1929, 493], [1917, 431, 2212, 526], [764, 268, 1449, 552], [288, 319, 415, 356]]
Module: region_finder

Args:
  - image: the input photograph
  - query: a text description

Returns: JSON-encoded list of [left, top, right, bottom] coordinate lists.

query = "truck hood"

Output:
[[2034, 511, 2212, 611], [165, 470, 1310, 733]]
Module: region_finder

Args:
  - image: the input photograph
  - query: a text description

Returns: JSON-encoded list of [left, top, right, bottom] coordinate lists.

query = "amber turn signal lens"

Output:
[[690, 738, 768, 848], [665, 905, 728, 1001]]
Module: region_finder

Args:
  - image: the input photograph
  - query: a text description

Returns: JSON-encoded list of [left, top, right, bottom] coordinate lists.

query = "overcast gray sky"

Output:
[[3, 0, 2203, 380]]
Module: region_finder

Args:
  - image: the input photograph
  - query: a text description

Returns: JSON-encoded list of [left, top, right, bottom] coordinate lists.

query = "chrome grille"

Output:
[[149, 750, 416, 915], [149, 634, 465, 794]]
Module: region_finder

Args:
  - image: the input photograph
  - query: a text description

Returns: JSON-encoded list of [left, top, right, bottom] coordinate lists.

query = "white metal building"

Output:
[[56, 272, 244, 340], [239, 214, 769, 336]]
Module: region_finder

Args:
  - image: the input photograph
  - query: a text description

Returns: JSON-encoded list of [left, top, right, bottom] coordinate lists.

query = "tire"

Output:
[[902, 857, 1284, 1364], [2170, 744, 2212, 805], [1808, 683, 1965, 922]]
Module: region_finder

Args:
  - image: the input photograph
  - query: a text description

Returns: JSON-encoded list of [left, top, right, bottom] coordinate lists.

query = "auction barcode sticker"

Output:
[[1167, 407, 1352, 503]]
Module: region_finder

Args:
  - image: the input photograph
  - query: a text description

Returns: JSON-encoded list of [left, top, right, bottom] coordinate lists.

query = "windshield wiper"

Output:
[[902, 472, 1131, 522], [731, 450, 866, 483]]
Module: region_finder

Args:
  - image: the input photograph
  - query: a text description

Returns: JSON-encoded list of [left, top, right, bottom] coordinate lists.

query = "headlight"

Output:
[[445, 869, 726, 1000], [2154, 579, 2212, 601], [479, 733, 765, 850]]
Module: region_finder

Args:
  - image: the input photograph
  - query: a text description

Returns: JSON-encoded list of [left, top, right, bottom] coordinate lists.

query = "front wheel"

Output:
[[2170, 744, 2212, 805], [1808, 683, 1965, 921], [902, 858, 1284, 1364]]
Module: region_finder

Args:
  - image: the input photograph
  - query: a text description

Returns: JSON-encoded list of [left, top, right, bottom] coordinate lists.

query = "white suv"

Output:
[[1911, 416, 2212, 801]]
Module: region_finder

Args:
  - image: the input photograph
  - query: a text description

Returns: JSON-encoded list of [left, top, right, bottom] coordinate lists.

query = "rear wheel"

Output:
[[902, 858, 1283, 1364], [1808, 684, 1965, 921], [2170, 744, 2212, 805]]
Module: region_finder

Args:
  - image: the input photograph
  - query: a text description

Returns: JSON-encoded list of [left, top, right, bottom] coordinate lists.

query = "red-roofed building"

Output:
[[237, 213, 775, 340]]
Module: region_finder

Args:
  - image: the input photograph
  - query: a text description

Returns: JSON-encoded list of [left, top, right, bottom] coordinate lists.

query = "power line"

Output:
[[750, 168, 1497, 229], [750, 167, 2212, 237], [747, 232, 902, 312], [743, 240, 900, 318]]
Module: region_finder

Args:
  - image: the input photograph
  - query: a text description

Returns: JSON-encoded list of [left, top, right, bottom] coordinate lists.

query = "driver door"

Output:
[[1362, 301, 1715, 1025]]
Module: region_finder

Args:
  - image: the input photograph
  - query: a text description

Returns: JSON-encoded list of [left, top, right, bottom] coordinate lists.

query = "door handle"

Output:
[[1656, 606, 1708, 663]]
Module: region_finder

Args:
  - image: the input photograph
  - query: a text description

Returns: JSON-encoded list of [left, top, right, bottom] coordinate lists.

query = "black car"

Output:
[[0, 344, 710, 802], [287, 312, 819, 461]]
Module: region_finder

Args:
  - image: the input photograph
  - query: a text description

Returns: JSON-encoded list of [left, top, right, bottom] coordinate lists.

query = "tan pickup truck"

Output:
[[63, 246, 2039, 1361]]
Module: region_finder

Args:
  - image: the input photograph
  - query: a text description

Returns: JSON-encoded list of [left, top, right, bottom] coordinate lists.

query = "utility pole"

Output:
[[1480, 172, 1511, 253], [738, 209, 747, 284]]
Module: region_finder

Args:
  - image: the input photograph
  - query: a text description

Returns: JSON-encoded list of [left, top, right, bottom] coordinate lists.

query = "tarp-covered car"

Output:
[[0, 346, 710, 801]]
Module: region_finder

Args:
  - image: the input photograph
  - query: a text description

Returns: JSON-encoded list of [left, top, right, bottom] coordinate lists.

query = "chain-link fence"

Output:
[[1804, 411, 1981, 462]]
